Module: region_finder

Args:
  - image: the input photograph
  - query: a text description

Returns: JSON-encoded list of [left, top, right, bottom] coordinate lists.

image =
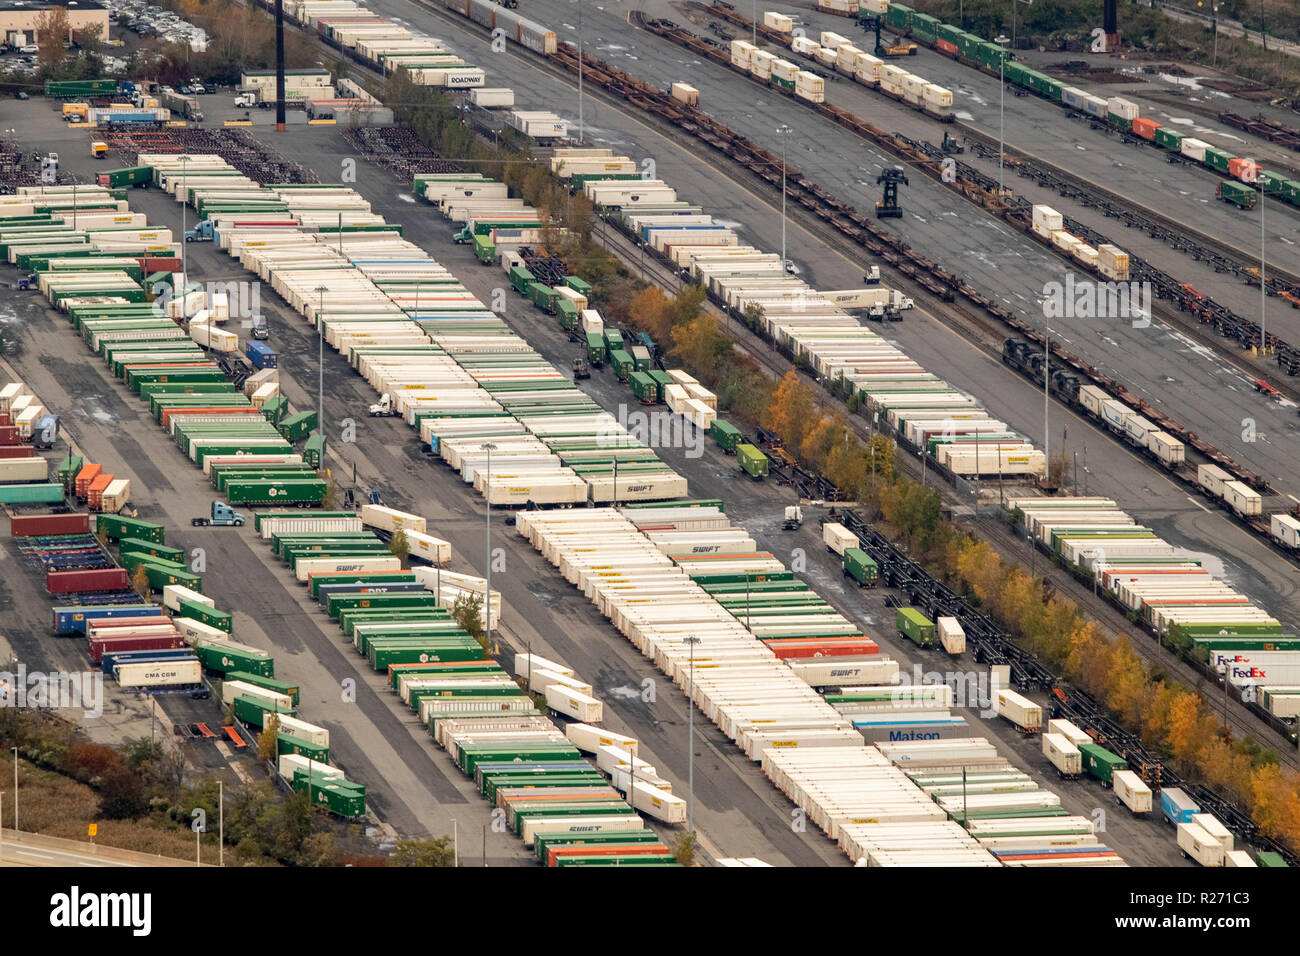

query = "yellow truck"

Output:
[[90, 141, 108, 159]]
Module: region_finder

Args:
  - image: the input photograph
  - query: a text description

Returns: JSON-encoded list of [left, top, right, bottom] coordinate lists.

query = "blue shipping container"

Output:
[[246, 340, 278, 369], [52, 603, 164, 634], [1161, 787, 1200, 825], [100, 649, 196, 672]]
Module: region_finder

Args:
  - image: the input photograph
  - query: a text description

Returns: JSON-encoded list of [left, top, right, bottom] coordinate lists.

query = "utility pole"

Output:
[[218, 780, 224, 867], [315, 286, 328, 433], [777, 125, 792, 271], [483, 443, 497, 653], [577, 0, 585, 144], [684, 636, 700, 836], [995, 37, 1009, 196], [274, 0, 286, 132], [1260, 179, 1266, 354], [178, 156, 189, 289]]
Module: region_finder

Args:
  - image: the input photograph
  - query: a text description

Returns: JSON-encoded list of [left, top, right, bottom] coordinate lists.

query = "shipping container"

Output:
[[896, 607, 934, 646], [1112, 770, 1152, 814], [1079, 743, 1126, 784]]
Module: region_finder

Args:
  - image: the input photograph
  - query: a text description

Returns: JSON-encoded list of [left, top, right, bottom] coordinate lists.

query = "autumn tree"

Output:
[[130, 565, 150, 600], [762, 370, 816, 453], [393, 836, 455, 867], [389, 528, 410, 568], [671, 314, 731, 381], [35, 6, 71, 71], [257, 714, 281, 763]]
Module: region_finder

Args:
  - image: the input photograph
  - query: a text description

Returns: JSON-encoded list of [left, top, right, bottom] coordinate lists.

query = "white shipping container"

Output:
[[786, 657, 899, 687], [995, 688, 1042, 732], [295, 555, 402, 582], [361, 503, 427, 534], [1041, 732, 1082, 776], [1112, 770, 1152, 813], [469, 87, 514, 108], [277, 713, 330, 748], [1271, 513, 1300, 550], [0, 457, 49, 482], [1225, 850, 1257, 867], [544, 684, 604, 723], [1146, 430, 1185, 467], [1190, 812, 1234, 851], [1177, 821, 1225, 866], [115, 659, 201, 688], [671, 82, 699, 107], [936, 616, 965, 655], [1197, 463, 1232, 498], [565, 722, 636, 754], [822, 522, 858, 556], [175, 616, 227, 645], [163, 584, 214, 612], [1223, 480, 1262, 517]]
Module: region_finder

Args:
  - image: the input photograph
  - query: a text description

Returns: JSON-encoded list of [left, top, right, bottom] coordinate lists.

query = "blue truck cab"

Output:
[[245, 340, 277, 370]]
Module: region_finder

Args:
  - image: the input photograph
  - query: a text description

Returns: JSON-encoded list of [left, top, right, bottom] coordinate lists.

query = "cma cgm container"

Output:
[[115, 658, 202, 689]]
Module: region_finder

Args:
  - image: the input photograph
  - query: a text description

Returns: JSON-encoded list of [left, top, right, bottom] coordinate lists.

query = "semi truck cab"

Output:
[[184, 220, 215, 242], [368, 393, 397, 417]]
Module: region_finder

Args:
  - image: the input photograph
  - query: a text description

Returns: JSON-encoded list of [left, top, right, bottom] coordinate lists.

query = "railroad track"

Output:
[[254, 0, 1300, 824], [589, 188, 1300, 778]]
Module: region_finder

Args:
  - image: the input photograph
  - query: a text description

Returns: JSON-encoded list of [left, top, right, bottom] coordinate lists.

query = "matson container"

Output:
[[1112, 770, 1152, 814], [995, 689, 1042, 732], [1041, 732, 1082, 777]]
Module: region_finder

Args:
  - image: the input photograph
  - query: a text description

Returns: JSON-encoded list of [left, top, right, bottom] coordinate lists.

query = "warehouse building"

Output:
[[0, 0, 110, 48]]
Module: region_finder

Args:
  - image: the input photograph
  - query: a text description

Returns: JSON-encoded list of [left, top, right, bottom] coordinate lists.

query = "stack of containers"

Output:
[[1008, 496, 1286, 677]]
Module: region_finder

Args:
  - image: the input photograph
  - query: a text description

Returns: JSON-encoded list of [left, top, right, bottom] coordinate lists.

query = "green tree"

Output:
[[258, 714, 281, 763], [389, 528, 410, 568], [452, 593, 486, 649], [130, 565, 150, 599], [671, 830, 698, 866], [393, 836, 456, 867]]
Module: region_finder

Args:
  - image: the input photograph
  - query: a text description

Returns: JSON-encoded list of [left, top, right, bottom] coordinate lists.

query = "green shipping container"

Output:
[[233, 694, 294, 728], [509, 265, 535, 295], [178, 598, 233, 633], [1079, 743, 1127, 784], [603, 328, 625, 353], [896, 607, 935, 646], [629, 371, 659, 403], [884, 2, 913, 33], [277, 733, 329, 762], [292, 770, 366, 818], [118, 538, 184, 564], [556, 299, 579, 331], [710, 419, 743, 453], [57, 455, 84, 493], [1256, 851, 1288, 867], [278, 410, 319, 443], [225, 479, 327, 505], [609, 349, 634, 382], [564, 276, 592, 296], [194, 640, 274, 677], [95, 514, 165, 543], [585, 332, 607, 365], [1203, 148, 1233, 173], [0, 484, 65, 504], [473, 233, 495, 264], [843, 548, 879, 587], [528, 282, 559, 313], [227, 671, 300, 705], [303, 432, 326, 469], [1155, 127, 1186, 151], [736, 444, 768, 479]]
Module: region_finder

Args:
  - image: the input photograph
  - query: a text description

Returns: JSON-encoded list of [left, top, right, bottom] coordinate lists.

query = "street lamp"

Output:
[[178, 155, 190, 287], [482, 442, 497, 653], [683, 636, 701, 836], [314, 285, 328, 435], [10, 746, 16, 835], [777, 124, 792, 272], [994, 36, 1009, 197]]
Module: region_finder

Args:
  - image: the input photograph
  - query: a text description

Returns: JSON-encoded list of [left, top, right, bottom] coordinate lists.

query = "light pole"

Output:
[[577, 0, 584, 144], [482, 442, 497, 652], [10, 747, 16, 835], [995, 36, 1009, 196], [612, 454, 618, 509], [683, 636, 700, 836], [777, 124, 792, 271], [315, 285, 328, 434], [1260, 181, 1266, 355], [752, 0, 757, 45], [179, 155, 190, 286], [218, 780, 224, 867], [70, 173, 77, 232]]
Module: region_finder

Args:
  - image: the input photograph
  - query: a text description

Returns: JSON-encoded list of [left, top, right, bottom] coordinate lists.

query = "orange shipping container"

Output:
[[1132, 117, 1160, 140], [548, 844, 669, 867], [763, 638, 879, 659], [75, 462, 102, 499], [1229, 157, 1260, 183], [87, 472, 114, 509], [160, 406, 263, 428]]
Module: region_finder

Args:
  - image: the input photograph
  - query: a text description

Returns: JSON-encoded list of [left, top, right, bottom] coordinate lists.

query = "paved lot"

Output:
[[0, 71, 1263, 865]]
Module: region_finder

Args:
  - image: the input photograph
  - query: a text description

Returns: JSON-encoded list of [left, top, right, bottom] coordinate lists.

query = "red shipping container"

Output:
[[548, 844, 670, 867], [0, 425, 21, 446], [1229, 157, 1260, 183], [936, 39, 958, 55], [763, 638, 879, 660], [88, 633, 186, 664], [87, 472, 114, 509], [75, 462, 102, 498], [1132, 117, 1160, 141], [0, 446, 34, 459], [10, 512, 91, 537], [140, 256, 183, 273], [0, 413, 10, 426], [46, 568, 130, 594]]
